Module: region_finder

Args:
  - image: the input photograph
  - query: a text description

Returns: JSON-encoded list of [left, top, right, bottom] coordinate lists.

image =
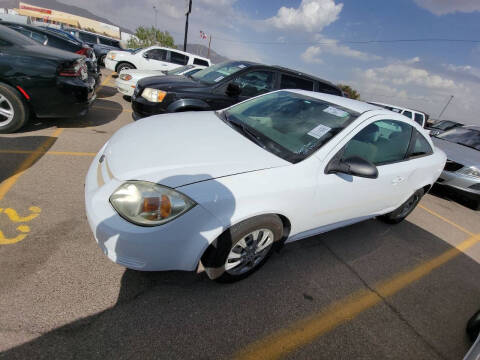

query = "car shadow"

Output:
[[0, 135, 57, 183], [16, 99, 124, 133], [1, 215, 479, 359], [96, 85, 117, 99]]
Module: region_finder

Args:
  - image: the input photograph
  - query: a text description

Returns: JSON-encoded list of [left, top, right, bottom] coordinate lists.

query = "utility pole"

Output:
[[438, 95, 454, 120], [183, 0, 192, 51], [207, 34, 211, 59], [153, 5, 158, 28]]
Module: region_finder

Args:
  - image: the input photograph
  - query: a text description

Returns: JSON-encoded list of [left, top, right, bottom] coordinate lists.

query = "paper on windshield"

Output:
[[323, 106, 349, 118], [308, 124, 331, 139], [238, 64, 246, 68], [214, 76, 225, 82]]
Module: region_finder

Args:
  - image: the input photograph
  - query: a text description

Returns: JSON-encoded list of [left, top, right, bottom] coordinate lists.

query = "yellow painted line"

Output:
[[0, 149, 95, 157], [419, 204, 474, 236], [0, 206, 41, 222], [236, 232, 480, 360], [97, 73, 113, 91], [0, 128, 64, 201]]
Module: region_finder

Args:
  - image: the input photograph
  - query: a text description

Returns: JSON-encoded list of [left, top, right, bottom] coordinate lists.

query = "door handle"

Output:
[[391, 176, 405, 185]]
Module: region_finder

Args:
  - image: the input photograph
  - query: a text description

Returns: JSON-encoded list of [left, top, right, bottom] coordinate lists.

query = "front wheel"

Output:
[[378, 189, 424, 224], [116, 63, 135, 73], [201, 215, 283, 283], [0, 83, 29, 134]]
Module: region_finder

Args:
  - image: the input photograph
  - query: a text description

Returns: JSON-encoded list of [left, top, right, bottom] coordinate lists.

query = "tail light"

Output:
[[58, 59, 88, 81], [76, 47, 93, 58]]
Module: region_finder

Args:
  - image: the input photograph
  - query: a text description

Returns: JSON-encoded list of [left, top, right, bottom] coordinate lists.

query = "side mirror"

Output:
[[142, 52, 149, 59], [326, 156, 378, 179], [226, 82, 241, 97]]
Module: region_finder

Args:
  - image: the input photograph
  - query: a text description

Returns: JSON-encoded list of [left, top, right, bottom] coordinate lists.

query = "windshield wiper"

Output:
[[220, 112, 266, 148]]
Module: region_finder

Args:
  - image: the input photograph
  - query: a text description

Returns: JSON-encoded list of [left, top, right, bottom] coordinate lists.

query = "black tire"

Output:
[[378, 189, 424, 224], [116, 62, 135, 73], [202, 215, 283, 283], [467, 310, 480, 342], [0, 83, 29, 134], [99, 55, 106, 67]]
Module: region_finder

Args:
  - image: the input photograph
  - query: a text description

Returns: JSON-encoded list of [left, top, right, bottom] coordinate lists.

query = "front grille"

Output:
[[443, 159, 463, 172]]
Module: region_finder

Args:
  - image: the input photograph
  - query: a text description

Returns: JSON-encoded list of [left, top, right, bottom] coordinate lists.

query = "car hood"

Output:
[[137, 75, 208, 91], [432, 138, 480, 167], [103, 111, 289, 188]]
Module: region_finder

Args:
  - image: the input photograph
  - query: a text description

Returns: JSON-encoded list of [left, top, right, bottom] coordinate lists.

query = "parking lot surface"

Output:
[[0, 69, 479, 360]]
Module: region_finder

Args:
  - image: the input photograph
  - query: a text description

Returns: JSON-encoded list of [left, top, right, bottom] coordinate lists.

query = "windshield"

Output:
[[432, 120, 462, 131], [165, 65, 194, 75], [437, 127, 480, 150], [221, 91, 359, 163], [191, 61, 249, 84]]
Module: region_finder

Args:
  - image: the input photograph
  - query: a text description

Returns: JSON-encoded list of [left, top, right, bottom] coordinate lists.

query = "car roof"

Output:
[[63, 27, 120, 41], [0, 21, 77, 42], [286, 89, 381, 113], [142, 46, 210, 61]]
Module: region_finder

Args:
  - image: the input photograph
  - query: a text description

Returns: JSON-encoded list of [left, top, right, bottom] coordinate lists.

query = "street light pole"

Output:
[[153, 5, 158, 29], [183, 0, 192, 52]]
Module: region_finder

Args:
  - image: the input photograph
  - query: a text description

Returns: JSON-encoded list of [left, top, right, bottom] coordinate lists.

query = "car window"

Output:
[[146, 48, 167, 61], [169, 51, 188, 65], [78, 32, 97, 43], [99, 37, 119, 47], [402, 110, 413, 119], [280, 74, 314, 91], [232, 70, 275, 97], [408, 129, 433, 157], [30, 31, 48, 45], [343, 120, 413, 165], [318, 82, 342, 96], [17, 28, 31, 38], [414, 113, 424, 126], [185, 68, 201, 76], [165, 65, 193, 75], [193, 58, 209, 66], [222, 91, 359, 163]]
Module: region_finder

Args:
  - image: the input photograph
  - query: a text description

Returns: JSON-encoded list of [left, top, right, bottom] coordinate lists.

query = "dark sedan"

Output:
[[0, 25, 95, 133], [131, 61, 343, 120]]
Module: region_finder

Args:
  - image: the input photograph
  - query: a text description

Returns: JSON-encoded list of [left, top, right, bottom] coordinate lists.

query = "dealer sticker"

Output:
[[308, 124, 331, 139], [214, 76, 225, 82], [323, 106, 349, 117]]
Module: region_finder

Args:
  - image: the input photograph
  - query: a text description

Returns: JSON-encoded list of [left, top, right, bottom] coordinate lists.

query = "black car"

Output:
[[0, 21, 101, 86], [64, 28, 123, 66], [131, 61, 343, 120], [0, 25, 95, 133]]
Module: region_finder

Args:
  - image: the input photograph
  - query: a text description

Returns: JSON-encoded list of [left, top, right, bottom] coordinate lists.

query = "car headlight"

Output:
[[457, 166, 480, 179], [141, 88, 167, 103], [108, 53, 116, 60], [110, 181, 196, 226], [120, 73, 132, 81]]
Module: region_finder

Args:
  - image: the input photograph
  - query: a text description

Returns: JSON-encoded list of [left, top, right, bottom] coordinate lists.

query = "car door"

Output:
[[313, 117, 416, 228], [139, 48, 168, 70]]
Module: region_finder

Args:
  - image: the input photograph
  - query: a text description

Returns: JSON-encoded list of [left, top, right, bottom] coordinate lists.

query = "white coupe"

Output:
[[85, 90, 446, 282], [116, 65, 206, 97]]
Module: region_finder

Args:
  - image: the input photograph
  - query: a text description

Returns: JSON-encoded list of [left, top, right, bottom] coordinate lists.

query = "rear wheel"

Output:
[[378, 189, 424, 224], [201, 215, 283, 283], [0, 83, 29, 134], [116, 62, 135, 73]]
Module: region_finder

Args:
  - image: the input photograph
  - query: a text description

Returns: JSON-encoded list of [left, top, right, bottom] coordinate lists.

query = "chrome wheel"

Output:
[[0, 94, 14, 127], [225, 229, 274, 276]]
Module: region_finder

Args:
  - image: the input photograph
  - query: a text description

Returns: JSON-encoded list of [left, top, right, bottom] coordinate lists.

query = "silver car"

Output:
[[432, 126, 480, 210]]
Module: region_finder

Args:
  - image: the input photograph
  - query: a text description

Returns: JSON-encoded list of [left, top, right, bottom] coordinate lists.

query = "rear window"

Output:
[[280, 74, 314, 91], [99, 37, 119, 47], [414, 113, 424, 126], [193, 58, 209, 66], [318, 82, 342, 96], [78, 32, 97, 44], [170, 51, 188, 65]]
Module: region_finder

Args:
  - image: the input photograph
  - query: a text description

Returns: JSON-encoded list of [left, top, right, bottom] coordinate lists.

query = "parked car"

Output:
[[64, 27, 123, 66], [426, 119, 464, 136], [368, 101, 429, 128], [0, 21, 100, 87], [131, 61, 344, 120], [432, 126, 480, 209], [0, 25, 96, 133], [464, 309, 480, 360], [86, 90, 445, 282], [116, 64, 206, 98], [104, 46, 211, 74]]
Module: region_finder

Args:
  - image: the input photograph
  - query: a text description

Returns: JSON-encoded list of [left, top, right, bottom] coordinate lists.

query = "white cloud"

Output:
[[301, 37, 382, 63], [414, 0, 480, 15], [266, 0, 343, 32]]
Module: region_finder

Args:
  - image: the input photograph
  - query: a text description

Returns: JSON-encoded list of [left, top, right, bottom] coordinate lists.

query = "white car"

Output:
[[104, 46, 211, 73], [116, 64, 206, 97], [85, 90, 446, 282], [368, 101, 429, 128]]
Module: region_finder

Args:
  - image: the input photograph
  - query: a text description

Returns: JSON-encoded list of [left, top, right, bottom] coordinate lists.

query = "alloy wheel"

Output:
[[0, 94, 14, 127]]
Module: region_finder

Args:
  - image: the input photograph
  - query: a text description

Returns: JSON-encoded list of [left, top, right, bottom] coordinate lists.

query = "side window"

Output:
[[146, 49, 167, 61], [232, 70, 275, 97], [99, 37, 119, 47], [31, 31, 48, 45], [402, 110, 413, 119], [343, 120, 413, 165], [414, 113, 424, 126], [408, 129, 433, 157], [318, 82, 342, 96], [78, 32, 98, 44], [280, 74, 314, 91], [193, 58, 209, 66], [169, 51, 188, 65]]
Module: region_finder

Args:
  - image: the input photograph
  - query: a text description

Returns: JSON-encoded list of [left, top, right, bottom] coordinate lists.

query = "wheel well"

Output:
[[115, 62, 136, 72], [422, 184, 432, 194], [0, 80, 34, 116]]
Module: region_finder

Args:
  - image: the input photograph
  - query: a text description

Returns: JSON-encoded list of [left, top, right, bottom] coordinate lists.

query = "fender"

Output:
[[167, 98, 211, 112]]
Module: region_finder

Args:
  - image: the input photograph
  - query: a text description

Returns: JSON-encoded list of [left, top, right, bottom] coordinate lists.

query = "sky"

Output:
[[58, 0, 480, 124]]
